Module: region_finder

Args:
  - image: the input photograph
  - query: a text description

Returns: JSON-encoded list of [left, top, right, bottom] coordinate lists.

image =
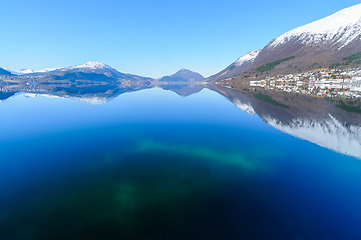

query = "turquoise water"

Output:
[[1, 88, 361, 239]]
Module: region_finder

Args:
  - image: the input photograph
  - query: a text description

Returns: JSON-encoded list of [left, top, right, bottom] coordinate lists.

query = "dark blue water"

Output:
[[1, 88, 361, 240]]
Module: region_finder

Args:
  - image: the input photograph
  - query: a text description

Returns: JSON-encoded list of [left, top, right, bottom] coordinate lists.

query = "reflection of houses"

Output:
[[245, 67, 361, 98], [216, 85, 361, 159], [348, 76, 361, 83], [350, 85, 361, 92]]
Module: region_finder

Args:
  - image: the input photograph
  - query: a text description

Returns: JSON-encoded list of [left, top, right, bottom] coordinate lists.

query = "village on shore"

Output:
[[0, 74, 44, 93], [218, 67, 361, 99]]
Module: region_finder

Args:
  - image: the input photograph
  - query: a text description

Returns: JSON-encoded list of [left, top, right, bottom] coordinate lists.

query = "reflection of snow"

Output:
[[264, 114, 361, 159], [40, 94, 62, 99], [23, 93, 37, 98], [72, 97, 108, 105], [233, 99, 256, 115], [13, 92, 37, 98], [40, 94, 108, 105]]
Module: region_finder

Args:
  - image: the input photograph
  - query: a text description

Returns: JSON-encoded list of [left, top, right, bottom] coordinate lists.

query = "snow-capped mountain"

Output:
[[209, 3, 361, 81], [206, 49, 261, 81], [18, 69, 35, 74], [4, 62, 112, 75], [268, 3, 361, 50], [58, 61, 114, 72], [35, 61, 114, 74], [37, 67, 62, 73], [251, 3, 361, 76], [24, 61, 153, 82], [67, 62, 113, 70]]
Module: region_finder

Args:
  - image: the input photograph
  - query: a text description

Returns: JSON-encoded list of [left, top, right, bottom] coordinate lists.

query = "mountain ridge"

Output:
[[23, 61, 153, 82], [207, 3, 361, 82], [268, 3, 361, 50]]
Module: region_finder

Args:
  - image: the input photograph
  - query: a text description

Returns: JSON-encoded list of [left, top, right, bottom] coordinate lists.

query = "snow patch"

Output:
[[235, 49, 261, 67], [37, 67, 61, 73], [269, 3, 361, 50], [39, 94, 108, 104], [66, 61, 113, 71], [72, 96, 108, 105], [36, 61, 113, 73], [19, 69, 34, 74]]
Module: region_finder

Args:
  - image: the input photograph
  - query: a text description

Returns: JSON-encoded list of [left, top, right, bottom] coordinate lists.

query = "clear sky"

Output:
[[1, 0, 360, 78]]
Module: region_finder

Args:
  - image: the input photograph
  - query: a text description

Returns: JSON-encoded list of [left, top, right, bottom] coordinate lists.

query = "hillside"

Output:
[[207, 3, 361, 81]]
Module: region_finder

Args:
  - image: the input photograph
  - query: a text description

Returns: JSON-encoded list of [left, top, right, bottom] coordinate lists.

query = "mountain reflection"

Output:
[[208, 85, 361, 159], [0, 80, 206, 103], [1, 81, 360, 158]]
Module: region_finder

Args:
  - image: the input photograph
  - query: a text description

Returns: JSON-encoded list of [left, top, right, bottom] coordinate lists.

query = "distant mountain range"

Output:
[[0, 61, 205, 100], [2, 3, 361, 84], [27, 61, 154, 82], [1, 62, 152, 82], [1, 61, 204, 84], [207, 3, 361, 81]]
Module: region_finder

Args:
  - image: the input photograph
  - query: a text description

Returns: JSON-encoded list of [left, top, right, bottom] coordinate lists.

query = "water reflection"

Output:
[[0, 82, 205, 104], [1, 81, 361, 158], [209, 85, 361, 159], [1, 85, 361, 239]]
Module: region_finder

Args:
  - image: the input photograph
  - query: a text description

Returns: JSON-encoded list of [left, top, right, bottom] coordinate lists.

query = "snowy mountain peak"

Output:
[[3, 68, 34, 75], [35, 61, 114, 73], [37, 68, 60, 73], [235, 49, 261, 66], [19, 69, 34, 74], [269, 3, 361, 49], [67, 61, 113, 71]]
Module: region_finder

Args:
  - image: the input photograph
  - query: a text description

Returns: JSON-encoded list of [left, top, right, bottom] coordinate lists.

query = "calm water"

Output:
[[1, 88, 361, 240]]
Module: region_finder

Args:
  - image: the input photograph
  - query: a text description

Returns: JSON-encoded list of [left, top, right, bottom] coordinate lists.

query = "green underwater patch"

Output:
[[6, 136, 282, 240], [134, 139, 274, 173]]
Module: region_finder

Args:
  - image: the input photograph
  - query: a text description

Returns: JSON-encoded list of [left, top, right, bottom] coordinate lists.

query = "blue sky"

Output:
[[1, 0, 360, 78]]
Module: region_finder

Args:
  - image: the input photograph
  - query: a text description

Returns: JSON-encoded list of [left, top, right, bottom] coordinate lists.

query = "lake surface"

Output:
[[1, 87, 361, 240]]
